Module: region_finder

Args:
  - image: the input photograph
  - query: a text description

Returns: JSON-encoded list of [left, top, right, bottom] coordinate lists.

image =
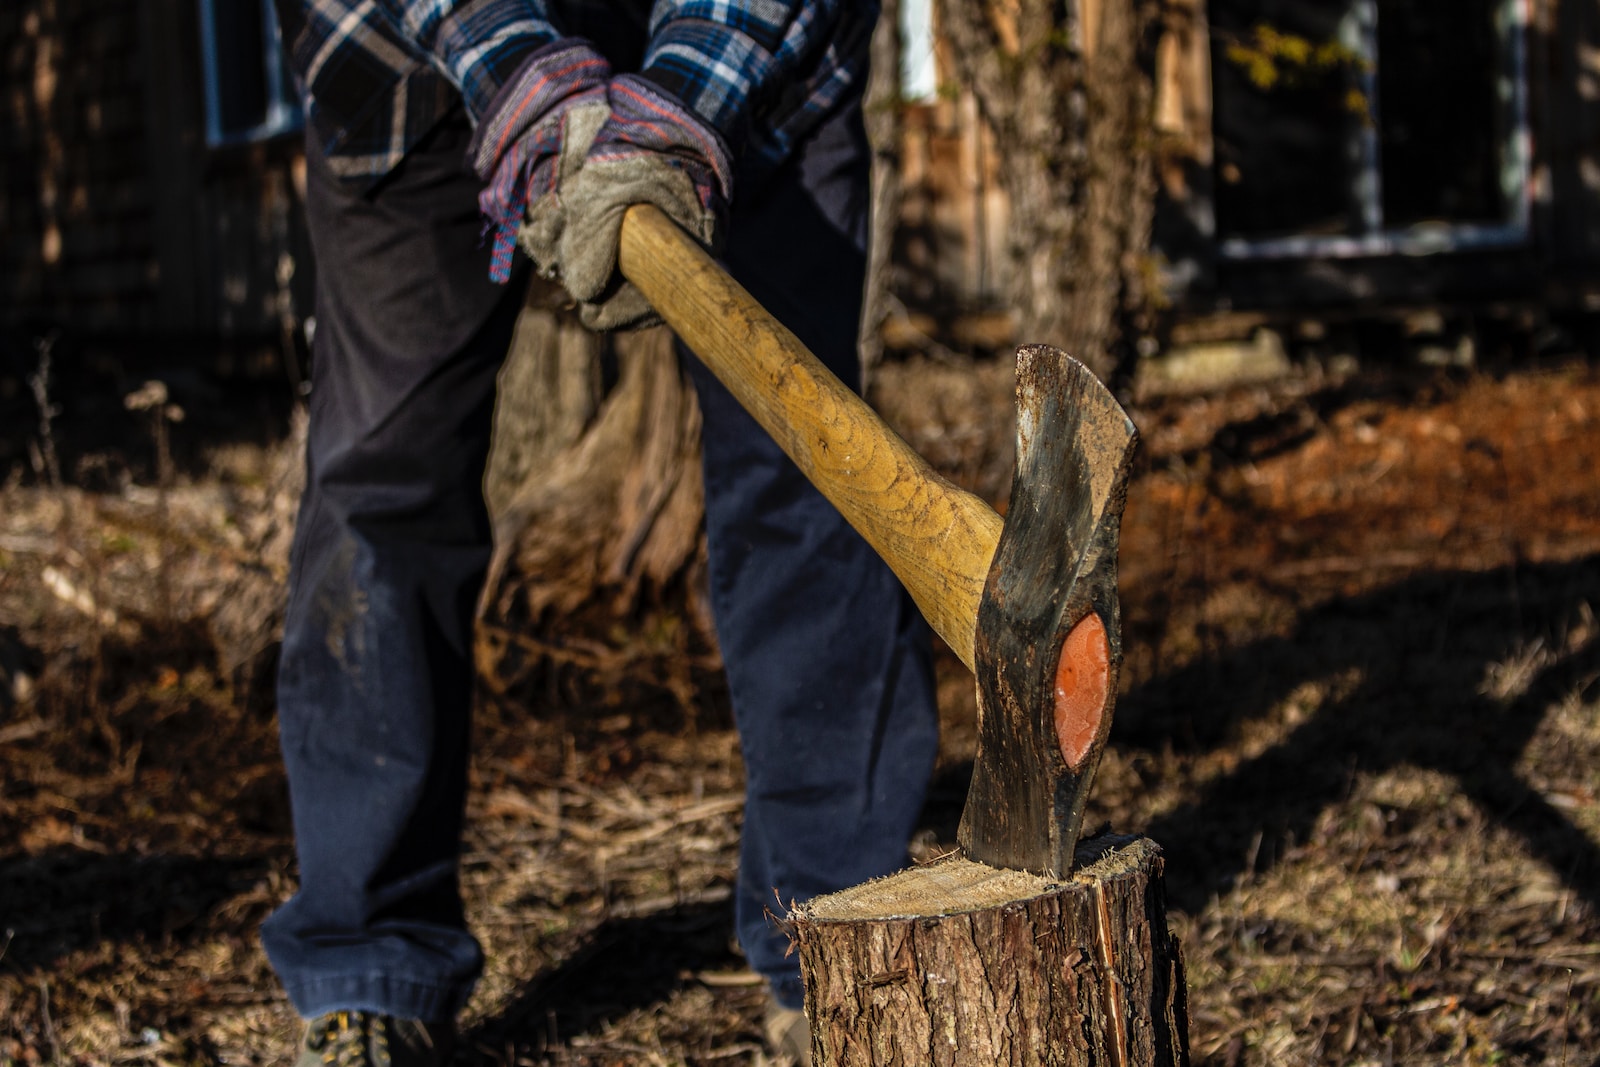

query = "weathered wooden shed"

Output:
[[5, 0, 1599, 354], [1168, 0, 1600, 314]]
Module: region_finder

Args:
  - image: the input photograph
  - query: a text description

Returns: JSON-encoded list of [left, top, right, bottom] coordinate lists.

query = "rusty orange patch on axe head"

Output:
[[1054, 612, 1109, 770]]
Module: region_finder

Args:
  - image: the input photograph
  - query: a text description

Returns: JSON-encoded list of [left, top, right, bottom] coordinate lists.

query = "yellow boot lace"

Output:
[[304, 1011, 393, 1067]]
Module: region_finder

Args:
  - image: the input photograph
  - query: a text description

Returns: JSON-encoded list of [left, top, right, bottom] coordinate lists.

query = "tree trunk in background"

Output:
[[859, 0, 905, 387], [936, 0, 1160, 383], [477, 285, 715, 704], [481, 294, 607, 518]]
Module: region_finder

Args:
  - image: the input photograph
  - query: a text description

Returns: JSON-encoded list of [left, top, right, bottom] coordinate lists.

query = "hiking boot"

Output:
[[756, 1002, 812, 1067], [296, 1011, 453, 1067]]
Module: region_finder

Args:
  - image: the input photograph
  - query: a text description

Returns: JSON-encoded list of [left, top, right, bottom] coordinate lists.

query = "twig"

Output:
[[27, 331, 62, 487], [0, 534, 55, 555], [41, 565, 119, 627], [38, 976, 59, 1063], [601, 796, 745, 851], [697, 1043, 764, 1059], [1269, 551, 1427, 578], [1560, 968, 1576, 1067], [694, 970, 764, 989], [481, 788, 604, 844], [602, 884, 732, 919], [125, 381, 184, 622], [0, 719, 50, 745]]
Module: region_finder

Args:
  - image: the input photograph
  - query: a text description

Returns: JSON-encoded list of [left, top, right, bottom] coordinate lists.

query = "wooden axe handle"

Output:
[[618, 203, 1002, 673]]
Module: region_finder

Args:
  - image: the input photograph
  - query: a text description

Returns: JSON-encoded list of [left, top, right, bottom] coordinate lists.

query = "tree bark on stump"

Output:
[[792, 835, 1188, 1067]]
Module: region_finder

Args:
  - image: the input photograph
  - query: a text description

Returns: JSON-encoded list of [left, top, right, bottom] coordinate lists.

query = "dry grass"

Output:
[[3, 352, 1600, 1065]]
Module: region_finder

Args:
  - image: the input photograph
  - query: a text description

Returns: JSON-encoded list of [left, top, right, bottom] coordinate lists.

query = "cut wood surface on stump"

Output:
[[793, 835, 1189, 1067]]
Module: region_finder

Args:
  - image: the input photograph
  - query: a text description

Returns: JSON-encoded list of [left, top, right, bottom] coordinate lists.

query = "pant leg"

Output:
[[260, 110, 525, 1024], [686, 96, 941, 1009]]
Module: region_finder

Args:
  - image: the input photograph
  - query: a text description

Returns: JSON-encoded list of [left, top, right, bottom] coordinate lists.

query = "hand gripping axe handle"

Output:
[[619, 204, 1138, 877]]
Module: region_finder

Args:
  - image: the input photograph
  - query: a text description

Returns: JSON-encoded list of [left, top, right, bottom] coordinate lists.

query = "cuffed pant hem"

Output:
[[284, 975, 468, 1026]]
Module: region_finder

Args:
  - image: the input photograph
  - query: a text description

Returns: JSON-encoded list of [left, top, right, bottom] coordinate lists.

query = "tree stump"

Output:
[[792, 835, 1188, 1067]]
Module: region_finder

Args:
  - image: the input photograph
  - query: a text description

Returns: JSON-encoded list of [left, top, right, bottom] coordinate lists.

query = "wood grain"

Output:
[[793, 835, 1190, 1066]]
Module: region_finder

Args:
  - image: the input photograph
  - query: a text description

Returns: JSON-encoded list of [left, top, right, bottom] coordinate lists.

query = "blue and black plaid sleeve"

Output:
[[378, 0, 562, 119], [640, 0, 877, 174], [275, 0, 876, 186]]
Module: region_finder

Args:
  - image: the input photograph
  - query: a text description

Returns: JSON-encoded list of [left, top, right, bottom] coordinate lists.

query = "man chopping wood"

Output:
[[264, 2, 939, 1064]]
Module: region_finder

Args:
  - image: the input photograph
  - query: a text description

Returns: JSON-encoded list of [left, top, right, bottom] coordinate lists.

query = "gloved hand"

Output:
[[522, 73, 734, 330], [471, 41, 613, 285]]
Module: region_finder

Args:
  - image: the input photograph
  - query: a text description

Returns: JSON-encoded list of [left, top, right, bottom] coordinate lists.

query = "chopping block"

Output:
[[619, 205, 1188, 1066]]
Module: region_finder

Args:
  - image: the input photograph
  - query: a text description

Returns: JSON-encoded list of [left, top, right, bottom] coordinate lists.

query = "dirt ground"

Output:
[[1, 337, 1598, 1066]]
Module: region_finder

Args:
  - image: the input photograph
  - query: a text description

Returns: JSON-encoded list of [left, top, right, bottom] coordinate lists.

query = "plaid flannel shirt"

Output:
[[273, 0, 877, 186]]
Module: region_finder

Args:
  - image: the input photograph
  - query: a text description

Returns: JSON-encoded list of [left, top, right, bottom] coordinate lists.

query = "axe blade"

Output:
[[957, 346, 1138, 877]]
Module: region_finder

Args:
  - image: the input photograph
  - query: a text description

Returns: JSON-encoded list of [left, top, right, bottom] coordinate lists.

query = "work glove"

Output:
[[525, 73, 733, 330], [472, 41, 613, 285]]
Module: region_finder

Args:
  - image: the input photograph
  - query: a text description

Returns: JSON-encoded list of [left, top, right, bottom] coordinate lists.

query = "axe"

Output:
[[619, 204, 1137, 878]]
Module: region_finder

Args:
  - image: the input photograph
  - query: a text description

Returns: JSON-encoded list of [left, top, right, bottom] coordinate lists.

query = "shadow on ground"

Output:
[[0, 850, 275, 972], [1116, 554, 1600, 913], [460, 898, 749, 1062]]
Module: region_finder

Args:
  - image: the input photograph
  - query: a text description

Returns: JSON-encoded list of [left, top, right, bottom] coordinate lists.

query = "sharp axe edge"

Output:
[[959, 345, 1139, 878], [617, 208, 1139, 877]]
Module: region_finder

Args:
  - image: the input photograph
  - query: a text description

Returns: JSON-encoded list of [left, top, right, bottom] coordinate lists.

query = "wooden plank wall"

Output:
[[1151, 0, 1216, 296], [5, 1, 1596, 340], [896, 91, 1011, 313], [1, 0, 310, 342], [1541, 0, 1600, 270], [2, 2, 157, 332], [894, 0, 1600, 314]]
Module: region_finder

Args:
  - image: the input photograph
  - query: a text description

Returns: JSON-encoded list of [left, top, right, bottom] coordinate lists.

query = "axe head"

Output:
[[957, 345, 1138, 877]]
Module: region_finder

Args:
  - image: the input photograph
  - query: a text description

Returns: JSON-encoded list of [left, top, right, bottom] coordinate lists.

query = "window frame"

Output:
[[1217, 0, 1531, 261], [197, 0, 304, 148]]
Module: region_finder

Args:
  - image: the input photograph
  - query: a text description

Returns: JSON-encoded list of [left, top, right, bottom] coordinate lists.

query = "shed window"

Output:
[[198, 0, 303, 146], [1211, 0, 1529, 258]]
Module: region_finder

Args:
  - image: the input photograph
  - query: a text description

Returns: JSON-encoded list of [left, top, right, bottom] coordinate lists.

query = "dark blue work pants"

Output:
[[260, 89, 939, 1021]]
